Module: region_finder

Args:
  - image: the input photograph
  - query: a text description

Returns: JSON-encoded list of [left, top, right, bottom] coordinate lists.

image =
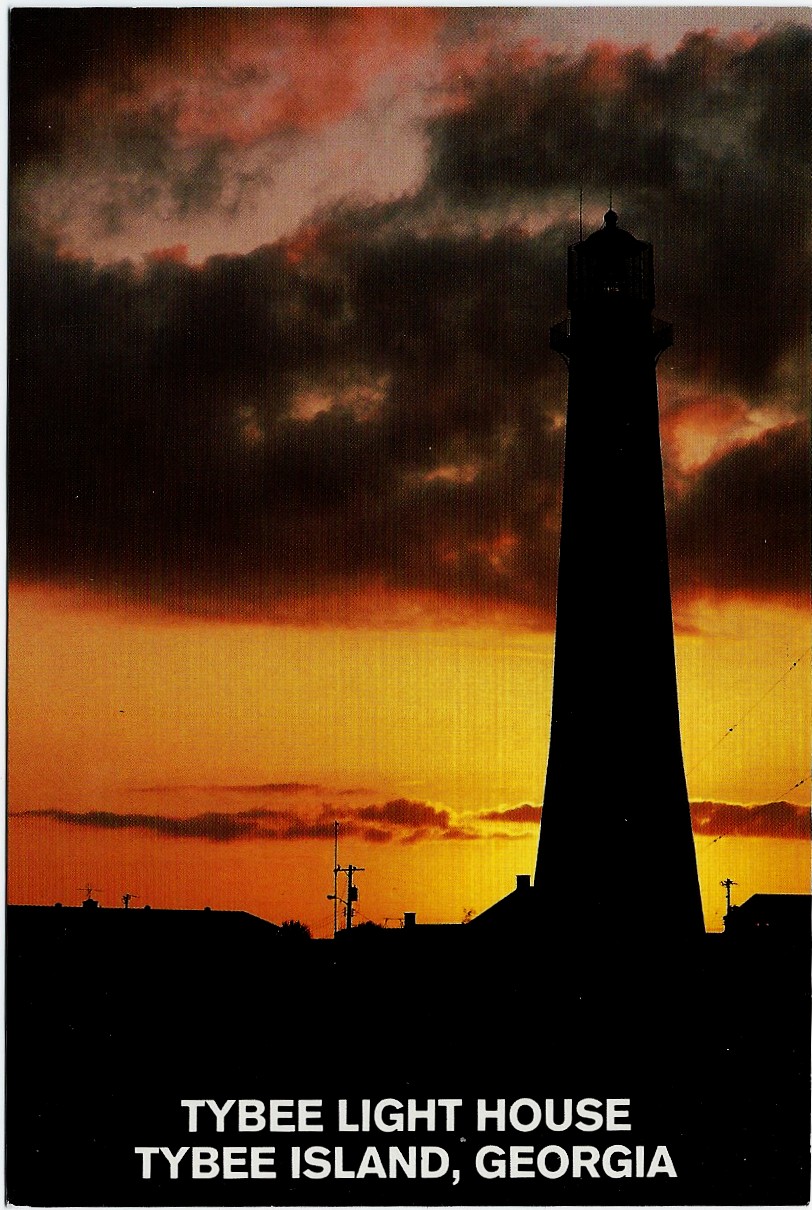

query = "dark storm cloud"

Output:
[[691, 800, 811, 840], [9, 9, 178, 166], [9, 12, 259, 238], [668, 422, 811, 605], [8, 227, 565, 621], [8, 21, 810, 622], [9, 8, 445, 242], [428, 24, 812, 397]]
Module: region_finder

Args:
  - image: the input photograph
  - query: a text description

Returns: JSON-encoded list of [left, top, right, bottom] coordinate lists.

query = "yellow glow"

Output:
[[675, 598, 810, 806], [8, 584, 809, 934]]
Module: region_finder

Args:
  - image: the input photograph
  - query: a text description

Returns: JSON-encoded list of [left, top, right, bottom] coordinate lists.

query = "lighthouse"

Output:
[[534, 210, 704, 944]]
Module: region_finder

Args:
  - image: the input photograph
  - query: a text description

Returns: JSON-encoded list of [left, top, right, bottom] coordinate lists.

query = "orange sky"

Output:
[[9, 10, 810, 937], [9, 584, 809, 934]]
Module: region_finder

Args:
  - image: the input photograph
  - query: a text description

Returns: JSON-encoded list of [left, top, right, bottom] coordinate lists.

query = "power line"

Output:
[[686, 646, 811, 778], [696, 772, 809, 851], [701, 834, 724, 848], [772, 774, 810, 802]]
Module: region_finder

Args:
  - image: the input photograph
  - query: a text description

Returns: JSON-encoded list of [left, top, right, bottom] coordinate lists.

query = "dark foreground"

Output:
[[6, 907, 810, 1206]]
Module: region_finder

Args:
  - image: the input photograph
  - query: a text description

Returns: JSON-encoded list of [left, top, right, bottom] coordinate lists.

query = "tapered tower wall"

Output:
[[534, 213, 705, 943]]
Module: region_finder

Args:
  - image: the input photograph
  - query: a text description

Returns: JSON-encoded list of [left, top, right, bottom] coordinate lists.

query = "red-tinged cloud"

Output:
[[10, 809, 260, 842], [660, 391, 797, 477], [12, 9, 445, 151], [13, 798, 809, 843], [488, 830, 536, 841], [482, 799, 811, 841], [8, 18, 811, 625], [360, 826, 392, 845], [159, 10, 444, 146], [480, 803, 542, 824], [442, 826, 482, 841], [691, 800, 811, 841], [352, 798, 451, 830], [10, 9, 447, 260], [11, 796, 471, 845], [145, 245, 189, 265], [136, 782, 322, 794], [10, 806, 360, 844]]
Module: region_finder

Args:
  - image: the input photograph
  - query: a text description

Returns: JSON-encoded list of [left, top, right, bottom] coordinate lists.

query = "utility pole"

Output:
[[331, 821, 339, 938], [720, 878, 737, 915], [343, 864, 364, 929], [326, 817, 338, 938], [334, 863, 365, 929], [327, 824, 366, 933]]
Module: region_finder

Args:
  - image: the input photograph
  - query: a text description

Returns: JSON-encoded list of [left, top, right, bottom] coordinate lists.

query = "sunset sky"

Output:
[[9, 7, 810, 934]]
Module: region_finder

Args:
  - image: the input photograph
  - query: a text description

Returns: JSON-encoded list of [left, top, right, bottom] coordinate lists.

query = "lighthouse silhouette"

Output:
[[534, 209, 705, 944]]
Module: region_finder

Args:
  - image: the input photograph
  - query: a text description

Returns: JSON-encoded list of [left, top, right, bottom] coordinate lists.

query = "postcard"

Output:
[[7, 7, 811, 1206]]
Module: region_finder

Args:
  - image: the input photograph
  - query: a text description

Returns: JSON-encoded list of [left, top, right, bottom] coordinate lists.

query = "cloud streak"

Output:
[[480, 803, 542, 824], [691, 800, 810, 841], [11, 797, 477, 845], [14, 797, 806, 844], [136, 782, 322, 795], [482, 800, 810, 840]]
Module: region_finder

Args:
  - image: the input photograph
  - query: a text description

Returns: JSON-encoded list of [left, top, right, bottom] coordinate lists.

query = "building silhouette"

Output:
[[534, 210, 705, 944], [724, 893, 812, 946]]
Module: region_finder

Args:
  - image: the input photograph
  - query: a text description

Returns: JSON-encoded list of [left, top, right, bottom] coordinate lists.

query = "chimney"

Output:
[[403, 912, 416, 929], [516, 874, 531, 892]]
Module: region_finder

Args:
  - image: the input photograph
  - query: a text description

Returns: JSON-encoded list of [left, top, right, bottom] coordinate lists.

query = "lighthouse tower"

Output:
[[534, 210, 704, 943]]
